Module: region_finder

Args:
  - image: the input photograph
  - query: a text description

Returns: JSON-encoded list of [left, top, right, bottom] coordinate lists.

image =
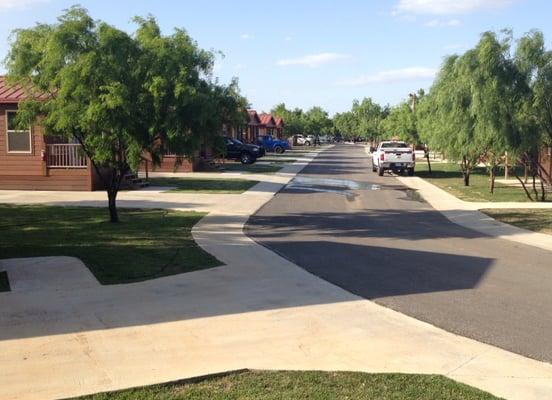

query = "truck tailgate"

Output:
[[383, 149, 413, 163]]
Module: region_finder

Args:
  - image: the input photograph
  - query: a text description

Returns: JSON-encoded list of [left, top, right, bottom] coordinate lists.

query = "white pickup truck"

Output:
[[371, 141, 415, 176]]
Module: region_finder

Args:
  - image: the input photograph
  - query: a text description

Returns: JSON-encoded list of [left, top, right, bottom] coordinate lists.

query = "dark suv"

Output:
[[223, 137, 265, 164]]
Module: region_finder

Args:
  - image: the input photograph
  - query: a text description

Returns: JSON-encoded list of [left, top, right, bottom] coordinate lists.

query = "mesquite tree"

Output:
[[6, 7, 247, 221]]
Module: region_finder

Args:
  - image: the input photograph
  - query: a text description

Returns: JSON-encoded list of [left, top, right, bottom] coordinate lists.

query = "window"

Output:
[[6, 111, 31, 153], [381, 142, 408, 148]]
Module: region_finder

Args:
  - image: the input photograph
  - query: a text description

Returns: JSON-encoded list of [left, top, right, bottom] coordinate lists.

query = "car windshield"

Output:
[[231, 138, 243, 145], [381, 142, 408, 148]]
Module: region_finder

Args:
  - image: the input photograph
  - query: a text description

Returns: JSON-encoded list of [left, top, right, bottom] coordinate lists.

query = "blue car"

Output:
[[256, 135, 290, 154]]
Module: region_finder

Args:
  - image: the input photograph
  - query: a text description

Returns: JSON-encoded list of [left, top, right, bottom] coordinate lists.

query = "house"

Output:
[[259, 113, 277, 137], [140, 148, 200, 173], [238, 110, 285, 142], [0, 77, 104, 191], [242, 109, 261, 143], [274, 117, 284, 139]]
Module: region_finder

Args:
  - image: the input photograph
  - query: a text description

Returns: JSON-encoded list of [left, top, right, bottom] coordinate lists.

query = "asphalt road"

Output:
[[246, 144, 552, 363]]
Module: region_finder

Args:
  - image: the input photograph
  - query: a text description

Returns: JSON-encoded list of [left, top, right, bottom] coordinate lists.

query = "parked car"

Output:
[[256, 135, 290, 154], [372, 140, 415, 176], [293, 134, 307, 146], [223, 136, 265, 164]]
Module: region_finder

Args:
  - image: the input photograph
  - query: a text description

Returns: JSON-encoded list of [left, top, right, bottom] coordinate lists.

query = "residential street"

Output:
[[247, 144, 552, 363]]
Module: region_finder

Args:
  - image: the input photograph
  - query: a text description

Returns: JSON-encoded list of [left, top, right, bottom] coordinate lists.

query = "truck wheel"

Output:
[[407, 168, 415, 176], [378, 165, 384, 176], [240, 152, 255, 164], [274, 145, 284, 154], [372, 163, 377, 172]]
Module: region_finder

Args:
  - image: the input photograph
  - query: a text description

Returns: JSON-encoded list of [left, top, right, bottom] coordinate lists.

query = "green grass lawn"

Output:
[[416, 162, 536, 202], [148, 177, 259, 193], [481, 208, 552, 235], [0, 205, 221, 285], [260, 158, 298, 163], [74, 370, 500, 400], [219, 162, 284, 174], [0, 270, 10, 292]]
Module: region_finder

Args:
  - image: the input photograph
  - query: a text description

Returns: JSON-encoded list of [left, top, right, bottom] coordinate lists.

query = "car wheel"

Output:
[[378, 165, 384, 176], [372, 164, 377, 172], [305, 141, 311, 146], [407, 168, 415, 176], [274, 145, 284, 154], [240, 152, 254, 164]]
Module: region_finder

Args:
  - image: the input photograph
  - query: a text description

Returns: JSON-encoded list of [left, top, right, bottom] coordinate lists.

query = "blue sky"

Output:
[[0, 0, 549, 114]]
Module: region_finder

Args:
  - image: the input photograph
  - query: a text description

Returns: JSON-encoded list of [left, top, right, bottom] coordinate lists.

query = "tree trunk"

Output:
[[514, 171, 534, 201], [426, 153, 431, 175], [425, 148, 432, 174], [463, 172, 470, 186], [461, 156, 470, 186], [108, 190, 119, 223], [489, 166, 496, 194]]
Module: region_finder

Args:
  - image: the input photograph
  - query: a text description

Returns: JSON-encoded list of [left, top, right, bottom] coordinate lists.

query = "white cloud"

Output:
[[425, 18, 461, 27], [395, 0, 515, 15], [240, 33, 252, 40], [277, 52, 349, 68], [284, 36, 293, 41], [337, 67, 437, 86], [0, 0, 49, 9]]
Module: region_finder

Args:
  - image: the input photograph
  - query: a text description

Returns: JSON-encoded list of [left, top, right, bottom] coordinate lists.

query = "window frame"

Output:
[[5, 110, 32, 154]]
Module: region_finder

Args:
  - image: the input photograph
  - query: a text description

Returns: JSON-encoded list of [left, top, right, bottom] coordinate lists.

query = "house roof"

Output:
[[0, 76, 49, 104], [0, 76, 29, 103], [247, 109, 261, 125], [274, 116, 284, 127], [259, 113, 276, 127]]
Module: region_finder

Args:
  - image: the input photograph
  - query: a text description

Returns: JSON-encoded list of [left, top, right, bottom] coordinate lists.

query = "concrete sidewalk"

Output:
[[1, 144, 552, 400], [394, 175, 552, 253], [364, 145, 552, 252]]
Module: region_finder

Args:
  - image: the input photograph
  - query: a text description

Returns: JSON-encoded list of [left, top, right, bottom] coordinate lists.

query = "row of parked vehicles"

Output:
[[293, 134, 336, 146], [222, 135, 291, 164]]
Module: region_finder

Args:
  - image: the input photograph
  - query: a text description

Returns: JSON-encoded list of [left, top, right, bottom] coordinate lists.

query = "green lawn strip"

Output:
[[416, 162, 535, 202], [219, 163, 284, 174], [260, 158, 298, 163], [74, 370, 501, 400], [0, 271, 10, 292], [148, 177, 259, 193], [0, 205, 222, 285], [481, 208, 552, 235]]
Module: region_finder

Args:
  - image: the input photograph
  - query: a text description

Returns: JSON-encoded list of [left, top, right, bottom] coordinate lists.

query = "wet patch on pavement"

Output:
[[283, 177, 381, 201]]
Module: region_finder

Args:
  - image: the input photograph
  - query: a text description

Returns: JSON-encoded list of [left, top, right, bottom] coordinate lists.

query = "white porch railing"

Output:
[[46, 144, 88, 168]]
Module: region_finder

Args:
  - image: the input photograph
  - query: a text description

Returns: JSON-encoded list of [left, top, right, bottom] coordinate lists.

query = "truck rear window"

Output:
[[381, 142, 408, 148]]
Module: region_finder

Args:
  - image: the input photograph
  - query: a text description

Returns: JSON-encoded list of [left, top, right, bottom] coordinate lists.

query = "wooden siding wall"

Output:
[[140, 156, 197, 173], [0, 104, 94, 191], [0, 104, 45, 177]]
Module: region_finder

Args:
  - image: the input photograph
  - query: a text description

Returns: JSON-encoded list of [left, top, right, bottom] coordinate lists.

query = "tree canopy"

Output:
[[6, 6, 247, 221]]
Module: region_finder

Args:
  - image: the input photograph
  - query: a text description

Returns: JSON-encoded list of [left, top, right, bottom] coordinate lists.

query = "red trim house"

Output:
[[274, 117, 284, 139], [0, 77, 103, 191], [242, 109, 261, 143], [259, 113, 276, 137]]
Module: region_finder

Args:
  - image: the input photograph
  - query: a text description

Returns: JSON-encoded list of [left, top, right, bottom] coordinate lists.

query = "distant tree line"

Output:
[[272, 29, 552, 201]]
